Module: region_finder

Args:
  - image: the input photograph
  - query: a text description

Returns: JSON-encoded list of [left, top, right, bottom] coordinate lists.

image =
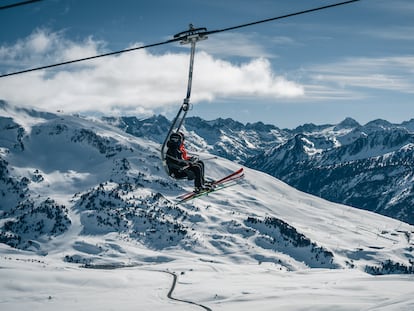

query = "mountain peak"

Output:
[[335, 117, 360, 129], [245, 121, 279, 132], [292, 122, 332, 134], [364, 119, 393, 129]]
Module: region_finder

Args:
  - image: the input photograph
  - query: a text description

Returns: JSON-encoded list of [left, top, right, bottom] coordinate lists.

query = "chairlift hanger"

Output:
[[160, 24, 208, 176]]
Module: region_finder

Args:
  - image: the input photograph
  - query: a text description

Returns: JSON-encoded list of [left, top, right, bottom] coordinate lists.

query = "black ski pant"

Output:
[[186, 161, 205, 188]]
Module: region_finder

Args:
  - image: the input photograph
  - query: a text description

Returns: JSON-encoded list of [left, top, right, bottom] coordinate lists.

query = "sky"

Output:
[[0, 0, 413, 128]]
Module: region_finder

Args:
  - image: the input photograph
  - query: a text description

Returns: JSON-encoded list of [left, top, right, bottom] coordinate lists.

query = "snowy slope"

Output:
[[1, 101, 414, 310]]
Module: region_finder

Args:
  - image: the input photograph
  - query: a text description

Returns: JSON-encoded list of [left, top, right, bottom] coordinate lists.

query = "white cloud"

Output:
[[362, 26, 414, 41], [303, 56, 414, 99], [195, 53, 303, 99], [0, 29, 304, 116], [29, 30, 51, 53], [375, 0, 414, 13], [0, 29, 106, 69], [197, 32, 297, 59], [198, 32, 277, 58]]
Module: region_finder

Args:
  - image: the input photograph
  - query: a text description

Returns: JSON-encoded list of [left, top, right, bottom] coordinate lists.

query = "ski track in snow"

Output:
[[83, 265, 213, 311], [164, 270, 212, 311]]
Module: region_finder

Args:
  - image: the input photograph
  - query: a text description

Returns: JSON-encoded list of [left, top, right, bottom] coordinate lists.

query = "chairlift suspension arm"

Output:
[[186, 38, 197, 100], [176, 36, 197, 130]]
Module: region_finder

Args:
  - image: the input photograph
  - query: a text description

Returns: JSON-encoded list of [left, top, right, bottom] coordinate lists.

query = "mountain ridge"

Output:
[[1, 101, 413, 276]]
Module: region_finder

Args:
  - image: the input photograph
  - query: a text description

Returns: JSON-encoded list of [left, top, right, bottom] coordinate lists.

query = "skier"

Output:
[[166, 132, 210, 192]]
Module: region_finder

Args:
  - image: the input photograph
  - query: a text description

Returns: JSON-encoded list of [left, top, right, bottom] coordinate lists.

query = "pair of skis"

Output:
[[176, 168, 244, 203]]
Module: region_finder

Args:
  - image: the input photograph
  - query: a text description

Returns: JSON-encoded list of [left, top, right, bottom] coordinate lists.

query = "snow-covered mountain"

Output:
[[105, 114, 414, 225], [1, 101, 414, 310], [246, 118, 414, 225]]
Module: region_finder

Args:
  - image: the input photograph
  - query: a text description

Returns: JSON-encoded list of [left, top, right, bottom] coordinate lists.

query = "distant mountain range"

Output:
[[246, 118, 414, 225], [103, 114, 414, 225]]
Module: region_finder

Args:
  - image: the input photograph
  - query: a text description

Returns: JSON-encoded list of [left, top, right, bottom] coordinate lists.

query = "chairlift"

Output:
[[160, 24, 208, 177]]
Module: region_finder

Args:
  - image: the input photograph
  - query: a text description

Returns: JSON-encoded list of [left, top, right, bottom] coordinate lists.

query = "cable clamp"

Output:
[[174, 24, 208, 44]]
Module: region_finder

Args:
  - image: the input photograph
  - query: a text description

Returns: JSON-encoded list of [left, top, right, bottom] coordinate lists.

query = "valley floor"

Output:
[[1, 248, 414, 311]]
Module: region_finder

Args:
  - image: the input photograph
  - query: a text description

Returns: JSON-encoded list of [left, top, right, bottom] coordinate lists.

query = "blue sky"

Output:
[[1, 0, 413, 128]]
